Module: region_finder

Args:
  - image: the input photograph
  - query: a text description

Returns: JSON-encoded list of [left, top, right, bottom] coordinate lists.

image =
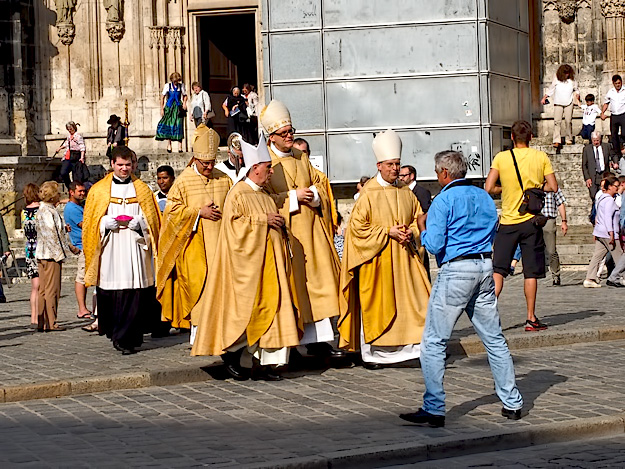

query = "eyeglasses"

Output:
[[273, 128, 296, 138], [398, 173, 410, 178], [195, 159, 214, 168]]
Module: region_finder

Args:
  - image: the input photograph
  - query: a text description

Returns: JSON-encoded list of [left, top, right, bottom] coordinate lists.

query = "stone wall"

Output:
[[537, 0, 625, 139]]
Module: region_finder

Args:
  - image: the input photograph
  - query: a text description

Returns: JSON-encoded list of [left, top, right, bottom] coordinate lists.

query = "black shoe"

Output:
[[222, 351, 249, 381], [0, 296, 6, 303], [251, 366, 283, 381], [251, 357, 283, 381], [399, 408, 445, 428], [305, 342, 347, 359], [553, 276, 561, 286], [606, 280, 625, 288], [502, 407, 522, 420], [363, 362, 384, 370], [113, 341, 135, 355]]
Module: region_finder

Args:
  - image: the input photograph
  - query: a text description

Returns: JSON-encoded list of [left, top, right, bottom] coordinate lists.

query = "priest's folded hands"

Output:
[[389, 224, 413, 246]]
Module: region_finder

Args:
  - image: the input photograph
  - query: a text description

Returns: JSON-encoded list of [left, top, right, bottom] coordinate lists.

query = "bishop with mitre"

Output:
[[338, 129, 431, 368], [156, 124, 232, 334], [191, 134, 302, 381]]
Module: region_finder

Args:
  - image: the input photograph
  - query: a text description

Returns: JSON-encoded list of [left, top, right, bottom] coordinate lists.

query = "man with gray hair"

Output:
[[400, 151, 523, 427], [582, 131, 618, 200]]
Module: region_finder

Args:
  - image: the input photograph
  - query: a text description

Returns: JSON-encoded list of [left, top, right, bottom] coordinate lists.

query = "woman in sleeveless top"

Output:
[[156, 71, 188, 153]]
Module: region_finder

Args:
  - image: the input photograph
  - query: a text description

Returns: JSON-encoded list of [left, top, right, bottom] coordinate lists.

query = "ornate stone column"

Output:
[[149, 26, 167, 92], [602, 0, 625, 75]]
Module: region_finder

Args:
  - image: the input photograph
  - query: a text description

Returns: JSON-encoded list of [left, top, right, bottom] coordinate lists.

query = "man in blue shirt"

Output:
[[400, 151, 523, 428], [64, 181, 92, 319]]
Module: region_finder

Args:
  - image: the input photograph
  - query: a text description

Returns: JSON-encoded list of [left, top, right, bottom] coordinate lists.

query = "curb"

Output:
[[1, 327, 625, 404], [451, 326, 625, 356], [0, 365, 211, 404], [241, 414, 625, 469]]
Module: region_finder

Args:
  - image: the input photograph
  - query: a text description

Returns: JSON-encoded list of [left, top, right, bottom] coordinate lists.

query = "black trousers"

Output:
[[610, 113, 625, 155], [60, 151, 80, 190]]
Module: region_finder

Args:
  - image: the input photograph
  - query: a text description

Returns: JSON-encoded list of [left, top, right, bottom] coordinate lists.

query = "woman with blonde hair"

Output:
[[54, 121, 86, 189], [35, 181, 78, 332], [21, 183, 40, 327], [156, 71, 188, 153]]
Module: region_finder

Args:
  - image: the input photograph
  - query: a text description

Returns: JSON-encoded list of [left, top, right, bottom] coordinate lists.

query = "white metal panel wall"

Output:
[[261, 0, 530, 181]]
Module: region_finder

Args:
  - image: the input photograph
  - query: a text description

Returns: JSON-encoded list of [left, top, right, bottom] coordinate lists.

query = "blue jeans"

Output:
[[421, 258, 523, 416]]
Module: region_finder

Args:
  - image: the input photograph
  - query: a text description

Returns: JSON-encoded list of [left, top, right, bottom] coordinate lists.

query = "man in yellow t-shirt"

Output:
[[485, 120, 559, 332]]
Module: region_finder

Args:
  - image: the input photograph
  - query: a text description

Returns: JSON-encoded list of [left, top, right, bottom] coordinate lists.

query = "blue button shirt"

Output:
[[420, 179, 497, 267], [64, 201, 83, 250]]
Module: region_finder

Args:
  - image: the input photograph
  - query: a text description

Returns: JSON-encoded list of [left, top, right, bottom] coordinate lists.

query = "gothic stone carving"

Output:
[[103, 0, 123, 22], [57, 23, 76, 46], [601, 0, 625, 17], [106, 21, 125, 42], [55, 0, 77, 25], [544, 0, 591, 23]]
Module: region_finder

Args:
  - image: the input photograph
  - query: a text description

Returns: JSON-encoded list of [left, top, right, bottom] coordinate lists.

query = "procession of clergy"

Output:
[[83, 100, 431, 381]]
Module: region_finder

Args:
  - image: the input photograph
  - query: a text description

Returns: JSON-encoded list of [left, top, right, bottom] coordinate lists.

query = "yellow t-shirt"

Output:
[[491, 147, 554, 225]]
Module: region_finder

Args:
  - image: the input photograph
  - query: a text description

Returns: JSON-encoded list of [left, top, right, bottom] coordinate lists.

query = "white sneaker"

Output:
[[583, 279, 602, 288]]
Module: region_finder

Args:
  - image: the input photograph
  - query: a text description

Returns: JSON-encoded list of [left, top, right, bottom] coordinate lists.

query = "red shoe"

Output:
[[525, 317, 547, 331]]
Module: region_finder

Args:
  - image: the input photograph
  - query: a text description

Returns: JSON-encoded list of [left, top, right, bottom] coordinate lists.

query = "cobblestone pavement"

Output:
[[398, 435, 625, 467], [1, 339, 625, 467], [0, 269, 623, 388]]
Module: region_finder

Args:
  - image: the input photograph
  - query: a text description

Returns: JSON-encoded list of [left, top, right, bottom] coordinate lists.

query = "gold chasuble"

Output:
[[83, 173, 161, 288], [265, 146, 340, 324], [156, 166, 232, 329], [191, 181, 301, 357], [338, 177, 431, 350]]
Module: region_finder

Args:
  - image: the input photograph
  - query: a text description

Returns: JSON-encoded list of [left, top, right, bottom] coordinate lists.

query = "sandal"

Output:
[[82, 323, 98, 332], [77, 313, 94, 320]]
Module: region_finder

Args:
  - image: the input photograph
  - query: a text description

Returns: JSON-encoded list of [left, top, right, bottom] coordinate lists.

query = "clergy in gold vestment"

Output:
[[260, 100, 345, 358], [191, 134, 301, 381], [156, 125, 232, 332], [83, 146, 162, 354], [338, 130, 431, 368]]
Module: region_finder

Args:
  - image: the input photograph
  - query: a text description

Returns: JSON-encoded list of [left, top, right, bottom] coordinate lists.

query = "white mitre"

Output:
[[260, 100, 292, 135], [241, 133, 272, 173], [372, 129, 402, 162]]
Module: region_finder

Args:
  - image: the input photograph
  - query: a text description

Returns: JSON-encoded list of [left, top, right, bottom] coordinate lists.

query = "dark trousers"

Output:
[[610, 113, 625, 155], [581, 124, 595, 140], [60, 159, 73, 190]]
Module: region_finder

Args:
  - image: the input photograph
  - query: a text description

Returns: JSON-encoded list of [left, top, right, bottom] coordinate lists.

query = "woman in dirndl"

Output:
[[156, 71, 188, 153]]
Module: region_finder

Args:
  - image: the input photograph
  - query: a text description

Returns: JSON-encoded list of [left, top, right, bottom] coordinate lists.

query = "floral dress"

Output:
[[21, 206, 39, 279]]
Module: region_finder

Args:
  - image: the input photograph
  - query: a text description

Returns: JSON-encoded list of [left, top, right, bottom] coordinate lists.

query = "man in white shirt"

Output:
[[601, 74, 625, 155]]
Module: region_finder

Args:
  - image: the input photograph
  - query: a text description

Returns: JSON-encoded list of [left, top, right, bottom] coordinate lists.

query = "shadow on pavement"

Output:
[[447, 369, 567, 418], [501, 309, 604, 333]]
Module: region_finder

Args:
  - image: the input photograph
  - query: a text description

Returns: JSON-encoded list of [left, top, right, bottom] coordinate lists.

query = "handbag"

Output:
[[73, 160, 91, 183], [178, 106, 187, 118], [201, 92, 215, 121], [510, 149, 545, 215]]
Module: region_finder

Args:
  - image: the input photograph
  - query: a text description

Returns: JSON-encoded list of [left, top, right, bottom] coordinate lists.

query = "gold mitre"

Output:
[[372, 129, 402, 163], [192, 124, 220, 161], [260, 100, 291, 135]]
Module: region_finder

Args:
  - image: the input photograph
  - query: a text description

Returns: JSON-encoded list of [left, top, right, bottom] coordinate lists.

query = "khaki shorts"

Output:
[[76, 250, 85, 284]]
